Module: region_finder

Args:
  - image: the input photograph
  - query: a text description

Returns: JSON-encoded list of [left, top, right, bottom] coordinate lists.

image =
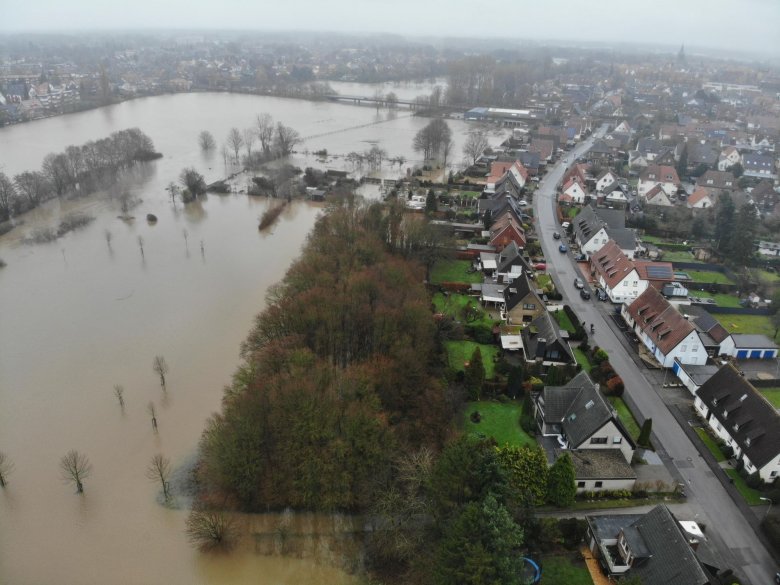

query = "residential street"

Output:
[[533, 127, 777, 585]]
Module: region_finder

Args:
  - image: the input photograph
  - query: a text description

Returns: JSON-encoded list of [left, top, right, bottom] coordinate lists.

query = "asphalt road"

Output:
[[533, 127, 776, 585]]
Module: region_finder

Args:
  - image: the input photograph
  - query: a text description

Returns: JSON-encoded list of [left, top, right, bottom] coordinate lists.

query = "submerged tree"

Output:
[[147, 401, 158, 430], [226, 128, 244, 162], [0, 451, 14, 488], [146, 454, 172, 500], [198, 130, 216, 151], [113, 384, 125, 409], [463, 129, 489, 165], [153, 355, 169, 389], [186, 509, 238, 551], [179, 168, 206, 202], [60, 450, 92, 494]]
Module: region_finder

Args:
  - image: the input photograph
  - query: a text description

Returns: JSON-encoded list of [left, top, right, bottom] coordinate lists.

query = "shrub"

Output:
[[528, 376, 544, 392], [558, 518, 587, 550], [746, 472, 763, 490], [470, 410, 482, 423], [592, 348, 609, 364], [605, 376, 625, 397], [464, 323, 494, 344]]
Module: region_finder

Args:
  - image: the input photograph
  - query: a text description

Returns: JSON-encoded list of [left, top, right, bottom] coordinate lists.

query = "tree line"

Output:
[[0, 128, 159, 223]]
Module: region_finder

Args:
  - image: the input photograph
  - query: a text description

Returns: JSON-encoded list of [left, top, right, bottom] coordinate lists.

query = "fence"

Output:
[[702, 305, 771, 316]]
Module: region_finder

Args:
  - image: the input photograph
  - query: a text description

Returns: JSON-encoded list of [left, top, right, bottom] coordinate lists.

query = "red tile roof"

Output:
[[592, 240, 636, 289], [626, 287, 696, 356]]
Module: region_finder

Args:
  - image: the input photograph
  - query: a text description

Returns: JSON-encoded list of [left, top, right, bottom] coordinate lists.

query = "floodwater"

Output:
[[0, 89, 502, 584]]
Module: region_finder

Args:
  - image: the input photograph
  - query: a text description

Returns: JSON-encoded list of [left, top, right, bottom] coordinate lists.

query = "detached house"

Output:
[[534, 371, 636, 465], [489, 215, 526, 251], [560, 176, 587, 204], [586, 505, 718, 584], [573, 206, 637, 259], [717, 146, 741, 171], [622, 286, 705, 367], [638, 165, 680, 199], [590, 240, 647, 303], [695, 364, 780, 483], [742, 152, 776, 179], [595, 170, 619, 192], [502, 272, 546, 324], [687, 187, 715, 209], [644, 184, 674, 206], [521, 311, 574, 366], [696, 170, 736, 196]]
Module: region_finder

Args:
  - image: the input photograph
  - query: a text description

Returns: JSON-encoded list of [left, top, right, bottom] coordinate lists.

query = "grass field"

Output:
[[725, 469, 763, 506], [720, 314, 778, 340], [430, 259, 482, 285], [432, 293, 496, 327], [445, 340, 499, 379], [759, 388, 780, 408], [695, 427, 727, 462], [685, 269, 735, 285], [706, 293, 742, 308], [663, 250, 698, 262], [539, 555, 592, 585], [753, 268, 780, 283], [463, 401, 536, 448], [608, 396, 641, 442], [639, 234, 663, 244], [554, 309, 576, 333], [537, 273, 553, 290], [573, 348, 592, 372]]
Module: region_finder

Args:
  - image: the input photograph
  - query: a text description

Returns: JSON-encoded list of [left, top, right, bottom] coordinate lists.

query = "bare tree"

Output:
[[0, 172, 17, 221], [0, 451, 14, 487], [198, 130, 216, 151], [14, 171, 49, 208], [242, 128, 256, 161], [182, 229, 189, 252], [255, 113, 275, 156], [146, 454, 172, 500], [137, 236, 144, 259], [386, 92, 398, 109], [442, 139, 454, 179], [113, 384, 125, 408], [167, 182, 179, 206], [226, 128, 244, 162], [147, 401, 158, 430], [274, 123, 301, 157], [186, 509, 237, 551], [463, 129, 490, 166], [60, 450, 92, 493], [153, 355, 168, 388], [104, 229, 113, 252]]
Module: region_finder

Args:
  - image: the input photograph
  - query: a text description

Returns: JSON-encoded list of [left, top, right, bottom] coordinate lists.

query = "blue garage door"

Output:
[[750, 350, 762, 359], [765, 350, 778, 359], [736, 350, 749, 359]]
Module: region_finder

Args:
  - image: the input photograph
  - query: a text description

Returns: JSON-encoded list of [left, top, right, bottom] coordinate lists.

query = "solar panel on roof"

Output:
[[645, 266, 673, 278]]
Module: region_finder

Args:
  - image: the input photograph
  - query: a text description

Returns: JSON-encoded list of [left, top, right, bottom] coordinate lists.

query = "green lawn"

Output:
[[725, 469, 763, 505], [566, 207, 579, 219], [573, 348, 592, 373], [695, 427, 727, 462], [432, 293, 496, 327], [445, 340, 499, 379], [640, 234, 663, 244], [539, 555, 592, 585], [685, 269, 735, 285], [720, 314, 779, 340], [753, 268, 780, 283], [707, 293, 742, 308], [662, 250, 698, 262], [463, 401, 536, 448], [430, 259, 482, 285], [554, 309, 576, 333], [537, 274, 553, 290], [759, 388, 780, 408], [608, 397, 641, 442]]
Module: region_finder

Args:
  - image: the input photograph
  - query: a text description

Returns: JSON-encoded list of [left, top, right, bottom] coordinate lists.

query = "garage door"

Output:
[[750, 350, 762, 359], [765, 350, 778, 359], [736, 350, 749, 359]]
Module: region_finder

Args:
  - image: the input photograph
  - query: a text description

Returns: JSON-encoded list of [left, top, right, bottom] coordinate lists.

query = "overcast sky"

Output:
[[3, 0, 779, 58]]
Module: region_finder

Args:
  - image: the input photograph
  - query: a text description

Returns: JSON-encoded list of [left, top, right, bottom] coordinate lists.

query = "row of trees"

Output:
[[197, 201, 454, 512], [412, 118, 453, 162], [0, 128, 158, 222], [199, 114, 302, 168]]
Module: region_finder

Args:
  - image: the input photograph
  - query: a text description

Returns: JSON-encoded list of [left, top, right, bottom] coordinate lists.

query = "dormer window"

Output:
[[746, 437, 751, 447]]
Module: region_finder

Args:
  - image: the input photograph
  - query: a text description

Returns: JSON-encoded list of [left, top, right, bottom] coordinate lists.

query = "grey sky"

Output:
[[3, 0, 779, 58]]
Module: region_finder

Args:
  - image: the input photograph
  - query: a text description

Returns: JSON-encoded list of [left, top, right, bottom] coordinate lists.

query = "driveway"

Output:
[[532, 127, 777, 585]]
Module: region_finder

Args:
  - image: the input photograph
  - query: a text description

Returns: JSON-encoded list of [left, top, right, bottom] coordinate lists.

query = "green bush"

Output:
[[464, 323, 495, 345], [593, 348, 609, 364]]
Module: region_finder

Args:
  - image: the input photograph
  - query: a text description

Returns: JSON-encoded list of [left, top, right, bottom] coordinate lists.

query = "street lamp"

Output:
[[760, 496, 773, 519]]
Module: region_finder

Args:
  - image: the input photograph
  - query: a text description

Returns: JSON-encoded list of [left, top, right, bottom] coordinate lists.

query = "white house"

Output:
[[560, 176, 587, 204], [613, 120, 633, 134], [694, 364, 780, 483], [637, 165, 680, 198], [595, 170, 619, 193], [717, 146, 741, 171], [644, 184, 674, 206], [590, 240, 648, 303], [687, 187, 714, 209], [622, 286, 705, 367]]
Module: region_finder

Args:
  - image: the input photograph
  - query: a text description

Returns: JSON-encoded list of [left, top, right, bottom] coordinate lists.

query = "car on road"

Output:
[[558, 244, 568, 253], [574, 277, 584, 289], [553, 231, 561, 240], [580, 288, 591, 300], [518, 199, 528, 206]]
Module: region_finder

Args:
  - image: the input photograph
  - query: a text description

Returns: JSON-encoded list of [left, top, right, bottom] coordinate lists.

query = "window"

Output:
[[681, 345, 687, 352], [595, 481, 603, 488], [590, 437, 608, 445], [771, 471, 777, 478], [613, 436, 623, 444], [577, 481, 586, 488], [523, 303, 536, 310], [692, 346, 698, 352]]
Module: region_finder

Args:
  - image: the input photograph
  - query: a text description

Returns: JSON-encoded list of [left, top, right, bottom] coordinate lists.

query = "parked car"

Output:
[[558, 244, 568, 253], [595, 287, 608, 302], [574, 277, 584, 289], [553, 232, 561, 240], [533, 262, 547, 271], [518, 199, 529, 206], [574, 253, 587, 262], [580, 288, 591, 300]]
